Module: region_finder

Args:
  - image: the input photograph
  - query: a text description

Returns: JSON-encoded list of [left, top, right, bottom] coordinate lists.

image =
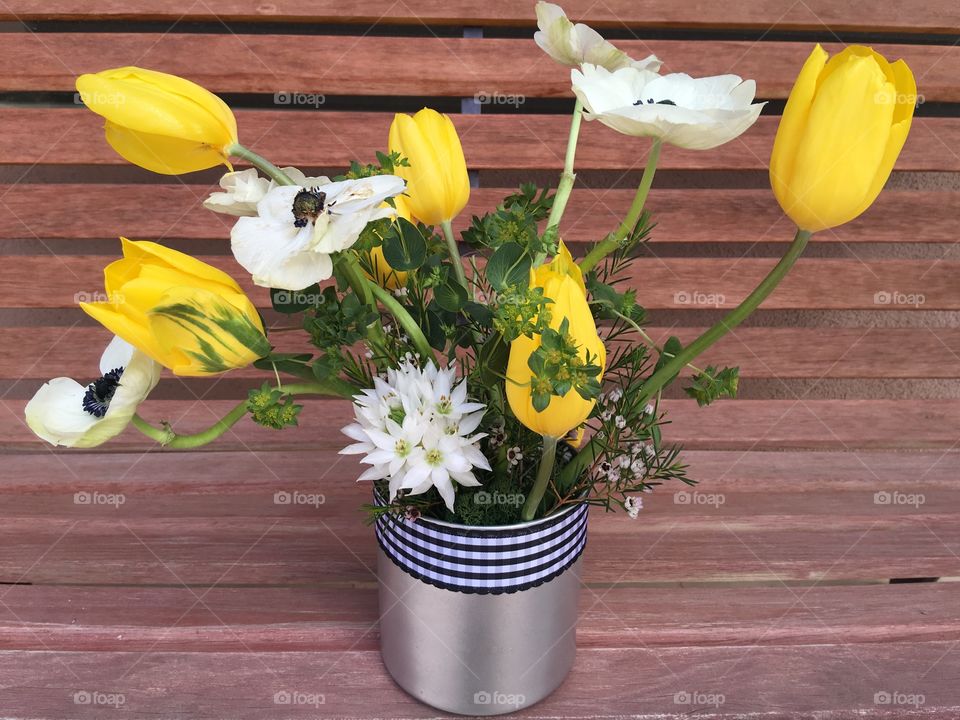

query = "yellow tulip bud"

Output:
[[770, 45, 916, 232], [364, 195, 411, 291], [81, 239, 269, 376], [506, 242, 605, 439], [75, 66, 238, 175], [388, 108, 470, 225]]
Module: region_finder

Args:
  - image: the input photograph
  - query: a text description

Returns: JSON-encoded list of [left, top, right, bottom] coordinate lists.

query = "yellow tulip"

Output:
[[81, 238, 270, 376], [364, 195, 411, 291], [75, 66, 238, 175], [770, 45, 916, 232], [388, 108, 470, 225], [506, 242, 606, 439]]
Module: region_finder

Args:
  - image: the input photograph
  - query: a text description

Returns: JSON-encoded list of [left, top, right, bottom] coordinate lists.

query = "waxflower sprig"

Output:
[[29, 5, 915, 530]]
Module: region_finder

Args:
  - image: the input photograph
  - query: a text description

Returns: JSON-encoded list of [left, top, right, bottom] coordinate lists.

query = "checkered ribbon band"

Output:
[[374, 492, 589, 594]]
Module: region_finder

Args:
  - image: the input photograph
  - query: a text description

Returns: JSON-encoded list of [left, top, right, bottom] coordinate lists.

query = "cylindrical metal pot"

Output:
[[375, 497, 588, 716]]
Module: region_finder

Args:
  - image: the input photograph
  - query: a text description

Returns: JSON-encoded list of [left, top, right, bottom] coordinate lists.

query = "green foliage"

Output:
[[492, 284, 550, 342], [341, 150, 409, 180], [304, 288, 377, 378], [463, 184, 555, 256], [486, 242, 531, 292], [382, 217, 428, 271], [247, 383, 303, 430], [685, 366, 740, 407], [527, 318, 603, 412]]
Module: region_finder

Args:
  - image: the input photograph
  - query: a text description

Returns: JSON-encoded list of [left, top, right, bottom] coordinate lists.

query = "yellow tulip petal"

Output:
[[104, 122, 230, 175], [120, 238, 243, 293], [785, 52, 895, 231], [770, 44, 828, 205], [80, 301, 166, 364]]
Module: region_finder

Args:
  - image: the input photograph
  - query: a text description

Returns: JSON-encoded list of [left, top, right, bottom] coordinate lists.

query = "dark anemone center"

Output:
[[634, 98, 677, 106], [291, 187, 327, 228], [82, 367, 124, 418]]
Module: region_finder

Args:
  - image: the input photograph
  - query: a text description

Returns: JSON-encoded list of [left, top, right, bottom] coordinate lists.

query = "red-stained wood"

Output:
[[4, 398, 958, 452], [0, 644, 957, 718], [3, 0, 959, 34], [0, 582, 957, 652], [2, 109, 958, 172], [3, 327, 959, 390], [2, 184, 954, 245], [0, 449, 957, 585], [0, 35, 954, 100], [0, 254, 951, 309]]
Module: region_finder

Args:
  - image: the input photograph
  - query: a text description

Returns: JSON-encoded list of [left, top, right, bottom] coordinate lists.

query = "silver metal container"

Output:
[[375, 499, 588, 715]]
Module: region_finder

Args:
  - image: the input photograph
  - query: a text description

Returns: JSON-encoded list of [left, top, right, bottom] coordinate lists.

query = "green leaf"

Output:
[[684, 365, 740, 407], [433, 281, 468, 312], [463, 301, 494, 327], [382, 217, 427, 271], [477, 333, 509, 386], [486, 242, 531, 291]]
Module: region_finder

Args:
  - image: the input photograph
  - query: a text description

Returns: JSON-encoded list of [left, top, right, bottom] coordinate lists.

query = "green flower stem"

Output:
[[579, 138, 662, 273], [366, 278, 434, 360], [441, 220, 469, 292], [522, 435, 559, 521], [131, 380, 354, 449], [225, 143, 295, 186], [560, 227, 813, 488], [543, 98, 584, 239]]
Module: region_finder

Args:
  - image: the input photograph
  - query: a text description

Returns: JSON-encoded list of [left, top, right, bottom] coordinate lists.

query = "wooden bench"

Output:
[[1, 2, 959, 717]]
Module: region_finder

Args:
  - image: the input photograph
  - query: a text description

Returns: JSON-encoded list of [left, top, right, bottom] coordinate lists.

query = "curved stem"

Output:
[[225, 143, 295, 186], [522, 435, 558, 521], [560, 227, 813, 488], [440, 220, 469, 292], [131, 381, 354, 449], [543, 98, 584, 239], [580, 138, 661, 273], [366, 280, 434, 359]]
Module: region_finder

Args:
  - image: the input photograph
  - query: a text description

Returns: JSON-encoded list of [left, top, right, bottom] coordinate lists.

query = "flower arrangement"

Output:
[[27, 3, 916, 531]]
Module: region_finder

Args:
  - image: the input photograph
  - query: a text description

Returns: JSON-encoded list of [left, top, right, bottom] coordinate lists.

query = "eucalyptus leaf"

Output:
[[382, 217, 427, 271], [487, 242, 531, 291]]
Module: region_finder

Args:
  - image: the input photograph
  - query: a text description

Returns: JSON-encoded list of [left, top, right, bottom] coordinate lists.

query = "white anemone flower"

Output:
[[340, 361, 490, 511], [230, 174, 405, 291], [534, 2, 661, 72], [25, 336, 161, 448], [571, 63, 765, 150], [203, 167, 329, 217]]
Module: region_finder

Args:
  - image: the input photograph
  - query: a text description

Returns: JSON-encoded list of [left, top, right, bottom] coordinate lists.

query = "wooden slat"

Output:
[[1, 35, 957, 100], [3, 327, 959, 386], [2, 109, 957, 173], [0, 255, 952, 309], [0, 449, 957, 585], [3, 0, 960, 34], [0, 643, 957, 718], [3, 398, 957, 452], [3, 184, 954, 245], [0, 582, 957, 651]]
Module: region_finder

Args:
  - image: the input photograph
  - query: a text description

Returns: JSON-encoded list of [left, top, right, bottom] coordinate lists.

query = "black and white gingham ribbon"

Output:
[[374, 492, 588, 595]]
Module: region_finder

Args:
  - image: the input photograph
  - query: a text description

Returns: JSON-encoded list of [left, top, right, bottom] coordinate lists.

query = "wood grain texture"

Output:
[[0, 254, 951, 309], [3, 327, 959, 388], [1, 35, 955, 100], [2, 184, 955, 245], [3, 0, 959, 33], [3, 109, 957, 172]]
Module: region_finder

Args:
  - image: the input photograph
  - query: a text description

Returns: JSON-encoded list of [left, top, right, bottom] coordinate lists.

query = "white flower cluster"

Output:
[[340, 361, 491, 511]]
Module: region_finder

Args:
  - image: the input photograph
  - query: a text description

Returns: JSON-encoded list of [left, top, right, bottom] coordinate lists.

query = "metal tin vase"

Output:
[[375, 493, 588, 715]]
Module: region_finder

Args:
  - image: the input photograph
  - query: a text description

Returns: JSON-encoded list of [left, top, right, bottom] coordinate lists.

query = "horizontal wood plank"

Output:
[[2, 185, 954, 245], [3, 398, 957, 452], [3, 0, 960, 34], [1, 35, 956, 101], [0, 254, 951, 309], [0, 449, 957, 585], [2, 109, 957, 173]]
